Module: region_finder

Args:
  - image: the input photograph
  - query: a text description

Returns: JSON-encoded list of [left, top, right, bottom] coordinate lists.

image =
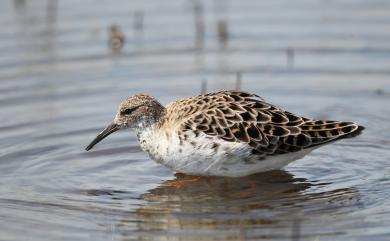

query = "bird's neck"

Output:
[[134, 103, 166, 130], [134, 102, 167, 157], [136, 123, 163, 159], [136, 124, 154, 142], [134, 104, 166, 145]]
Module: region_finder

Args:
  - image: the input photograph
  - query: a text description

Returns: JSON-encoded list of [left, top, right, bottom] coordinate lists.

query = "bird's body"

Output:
[[137, 124, 316, 177], [86, 91, 364, 177]]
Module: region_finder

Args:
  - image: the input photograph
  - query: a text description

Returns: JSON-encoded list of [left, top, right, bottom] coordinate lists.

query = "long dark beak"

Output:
[[85, 123, 120, 151]]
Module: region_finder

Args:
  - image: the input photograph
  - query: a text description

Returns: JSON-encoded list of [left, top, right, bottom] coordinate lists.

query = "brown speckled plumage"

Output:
[[163, 90, 364, 158]]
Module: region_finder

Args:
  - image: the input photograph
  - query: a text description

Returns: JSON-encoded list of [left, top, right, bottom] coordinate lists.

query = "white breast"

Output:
[[137, 126, 315, 177]]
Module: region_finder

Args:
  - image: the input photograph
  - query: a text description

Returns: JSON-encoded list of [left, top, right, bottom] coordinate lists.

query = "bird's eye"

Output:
[[121, 109, 133, 115], [121, 106, 139, 115]]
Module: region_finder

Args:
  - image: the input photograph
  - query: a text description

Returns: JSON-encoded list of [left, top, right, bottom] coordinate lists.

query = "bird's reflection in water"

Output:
[[141, 171, 310, 212], [125, 170, 359, 240]]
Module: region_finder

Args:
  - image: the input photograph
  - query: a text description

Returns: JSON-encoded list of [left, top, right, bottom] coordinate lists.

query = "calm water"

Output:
[[1, 0, 390, 240]]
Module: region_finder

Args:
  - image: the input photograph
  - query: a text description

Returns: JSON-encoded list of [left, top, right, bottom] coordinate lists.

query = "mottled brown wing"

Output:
[[179, 90, 363, 156]]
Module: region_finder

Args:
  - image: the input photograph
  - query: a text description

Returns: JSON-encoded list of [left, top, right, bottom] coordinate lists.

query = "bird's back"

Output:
[[162, 90, 364, 159]]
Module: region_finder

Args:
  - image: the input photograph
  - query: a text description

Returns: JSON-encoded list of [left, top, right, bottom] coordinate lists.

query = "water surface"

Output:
[[0, 0, 390, 240]]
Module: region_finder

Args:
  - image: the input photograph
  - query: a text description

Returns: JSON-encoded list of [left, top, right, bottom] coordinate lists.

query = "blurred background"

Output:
[[0, 0, 389, 240]]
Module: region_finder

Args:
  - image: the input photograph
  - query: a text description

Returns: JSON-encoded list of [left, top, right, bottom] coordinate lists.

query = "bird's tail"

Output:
[[300, 119, 364, 147]]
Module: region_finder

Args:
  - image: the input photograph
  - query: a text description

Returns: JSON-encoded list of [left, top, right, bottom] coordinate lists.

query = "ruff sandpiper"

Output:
[[86, 91, 364, 177], [109, 25, 125, 51]]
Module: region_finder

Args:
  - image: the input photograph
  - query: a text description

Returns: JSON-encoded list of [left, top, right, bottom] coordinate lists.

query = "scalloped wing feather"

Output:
[[165, 90, 363, 157]]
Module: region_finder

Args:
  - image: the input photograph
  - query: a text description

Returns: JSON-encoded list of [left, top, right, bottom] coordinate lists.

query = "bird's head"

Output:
[[85, 94, 164, 151]]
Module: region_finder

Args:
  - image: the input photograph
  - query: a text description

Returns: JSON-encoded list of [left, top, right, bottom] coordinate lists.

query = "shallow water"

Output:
[[1, 0, 390, 240]]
